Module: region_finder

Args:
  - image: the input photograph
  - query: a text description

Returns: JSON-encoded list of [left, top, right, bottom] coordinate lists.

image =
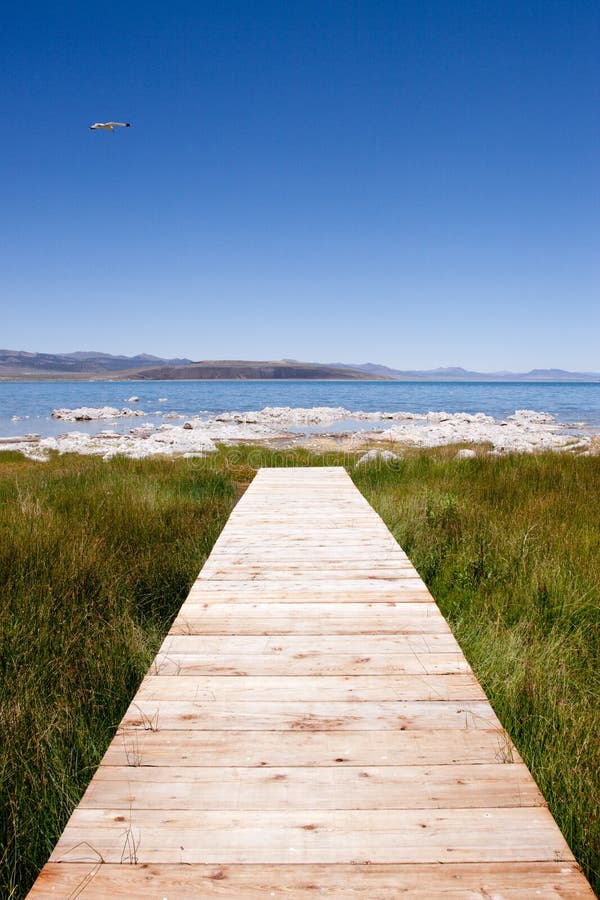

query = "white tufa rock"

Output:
[[508, 409, 556, 425], [356, 448, 400, 466], [13, 427, 219, 461], [51, 406, 146, 421], [7, 405, 594, 461]]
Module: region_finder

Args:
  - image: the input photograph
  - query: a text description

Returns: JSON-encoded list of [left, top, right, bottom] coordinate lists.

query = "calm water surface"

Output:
[[1, 380, 599, 438]]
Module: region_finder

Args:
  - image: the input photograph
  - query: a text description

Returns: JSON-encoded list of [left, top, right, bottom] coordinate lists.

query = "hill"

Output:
[[128, 360, 386, 380]]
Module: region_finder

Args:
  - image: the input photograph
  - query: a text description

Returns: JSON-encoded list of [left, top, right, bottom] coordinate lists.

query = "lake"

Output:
[[1, 380, 600, 438]]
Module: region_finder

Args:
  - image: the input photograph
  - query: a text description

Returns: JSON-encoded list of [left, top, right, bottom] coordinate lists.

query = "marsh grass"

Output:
[[1, 446, 598, 895], [0, 452, 239, 898], [352, 450, 600, 890]]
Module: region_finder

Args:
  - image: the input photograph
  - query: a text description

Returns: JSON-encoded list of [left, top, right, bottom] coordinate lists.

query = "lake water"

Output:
[[1, 380, 600, 438]]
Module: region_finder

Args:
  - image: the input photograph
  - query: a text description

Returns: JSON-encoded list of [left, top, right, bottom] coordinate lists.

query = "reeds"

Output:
[[353, 449, 600, 890], [0, 452, 238, 897]]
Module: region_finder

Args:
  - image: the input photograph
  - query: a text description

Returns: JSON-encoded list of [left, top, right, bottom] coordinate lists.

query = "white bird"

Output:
[[89, 121, 131, 131]]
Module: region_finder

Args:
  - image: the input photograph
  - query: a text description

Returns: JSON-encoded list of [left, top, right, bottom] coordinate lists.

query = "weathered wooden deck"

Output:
[[29, 467, 593, 897]]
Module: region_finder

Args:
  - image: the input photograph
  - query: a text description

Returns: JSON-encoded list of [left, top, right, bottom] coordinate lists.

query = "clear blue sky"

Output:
[[2, 0, 598, 370]]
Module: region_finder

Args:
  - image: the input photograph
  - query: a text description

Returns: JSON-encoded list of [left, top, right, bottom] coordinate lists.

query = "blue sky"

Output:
[[2, 0, 598, 370]]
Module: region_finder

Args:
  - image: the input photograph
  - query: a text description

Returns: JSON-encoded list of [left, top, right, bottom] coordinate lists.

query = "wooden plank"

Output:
[[80, 763, 544, 810], [187, 581, 434, 596], [208, 548, 410, 559], [183, 588, 435, 604], [103, 729, 521, 767], [28, 467, 593, 897], [135, 673, 486, 701], [150, 650, 470, 676], [27, 862, 595, 898], [211, 538, 402, 548], [196, 558, 419, 585], [219, 518, 392, 526], [158, 633, 464, 654], [50, 807, 573, 864], [120, 699, 501, 731], [197, 569, 423, 582], [172, 602, 452, 634]]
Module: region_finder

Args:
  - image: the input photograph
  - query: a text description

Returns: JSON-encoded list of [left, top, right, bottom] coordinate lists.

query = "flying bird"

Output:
[[89, 122, 131, 131]]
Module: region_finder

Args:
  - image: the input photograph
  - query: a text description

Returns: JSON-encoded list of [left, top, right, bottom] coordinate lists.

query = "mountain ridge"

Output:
[[0, 351, 383, 381], [0, 350, 598, 381], [331, 362, 600, 382]]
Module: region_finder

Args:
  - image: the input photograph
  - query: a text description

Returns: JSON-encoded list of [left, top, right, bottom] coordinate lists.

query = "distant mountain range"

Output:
[[0, 350, 193, 377], [0, 349, 598, 381], [332, 363, 600, 382]]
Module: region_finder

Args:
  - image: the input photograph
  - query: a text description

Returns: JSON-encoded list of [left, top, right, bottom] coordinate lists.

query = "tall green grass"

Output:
[[0, 452, 240, 898], [1, 447, 598, 895], [353, 450, 600, 890]]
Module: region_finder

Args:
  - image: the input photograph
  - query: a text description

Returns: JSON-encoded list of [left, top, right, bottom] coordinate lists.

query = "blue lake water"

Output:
[[1, 380, 600, 437]]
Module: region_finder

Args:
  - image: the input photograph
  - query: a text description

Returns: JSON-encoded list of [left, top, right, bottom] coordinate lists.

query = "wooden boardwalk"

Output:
[[29, 467, 593, 897]]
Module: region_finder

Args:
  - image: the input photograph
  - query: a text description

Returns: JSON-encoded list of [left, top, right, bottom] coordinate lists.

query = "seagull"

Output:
[[89, 122, 131, 131]]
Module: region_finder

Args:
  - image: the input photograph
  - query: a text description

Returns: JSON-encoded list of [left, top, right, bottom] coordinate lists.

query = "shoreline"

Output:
[[2, 405, 597, 461], [2, 371, 600, 382]]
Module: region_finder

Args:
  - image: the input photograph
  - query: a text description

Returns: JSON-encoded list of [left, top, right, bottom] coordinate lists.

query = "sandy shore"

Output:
[[1, 405, 596, 461]]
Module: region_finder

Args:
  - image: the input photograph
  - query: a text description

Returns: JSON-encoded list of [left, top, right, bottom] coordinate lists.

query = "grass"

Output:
[[0, 452, 241, 898], [352, 448, 600, 890], [0, 445, 598, 895]]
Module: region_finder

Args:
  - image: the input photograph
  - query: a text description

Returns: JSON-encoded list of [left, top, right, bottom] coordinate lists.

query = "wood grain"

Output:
[[28, 862, 595, 898]]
